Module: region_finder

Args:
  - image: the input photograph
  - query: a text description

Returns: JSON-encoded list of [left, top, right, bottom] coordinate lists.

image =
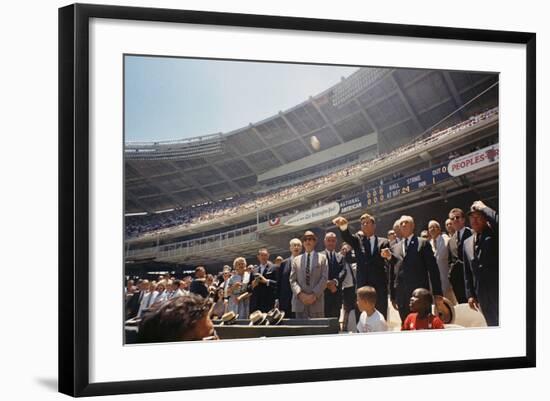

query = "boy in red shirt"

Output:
[[402, 288, 445, 330]]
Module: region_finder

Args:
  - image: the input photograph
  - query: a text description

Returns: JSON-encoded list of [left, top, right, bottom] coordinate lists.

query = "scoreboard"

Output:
[[339, 161, 452, 212], [371, 162, 451, 204]]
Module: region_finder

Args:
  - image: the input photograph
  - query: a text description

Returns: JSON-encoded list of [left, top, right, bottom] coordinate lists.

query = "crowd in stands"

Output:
[[126, 198, 499, 342], [126, 107, 499, 239]]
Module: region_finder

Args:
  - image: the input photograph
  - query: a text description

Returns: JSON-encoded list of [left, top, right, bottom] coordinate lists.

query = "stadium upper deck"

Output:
[[126, 108, 498, 246], [125, 67, 498, 215]]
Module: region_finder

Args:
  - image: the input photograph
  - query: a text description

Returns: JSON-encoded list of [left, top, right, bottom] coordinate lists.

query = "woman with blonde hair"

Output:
[[226, 256, 252, 319]]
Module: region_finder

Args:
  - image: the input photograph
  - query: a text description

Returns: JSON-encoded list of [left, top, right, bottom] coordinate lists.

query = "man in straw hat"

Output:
[[290, 230, 329, 319]]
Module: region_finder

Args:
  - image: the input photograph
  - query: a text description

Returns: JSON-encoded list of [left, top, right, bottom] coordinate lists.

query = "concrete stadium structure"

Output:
[[124, 66, 499, 275]]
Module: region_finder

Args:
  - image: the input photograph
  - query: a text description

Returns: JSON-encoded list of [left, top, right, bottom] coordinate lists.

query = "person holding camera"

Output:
[[250, 248, 278, 313], [226, 256, 252, 319]]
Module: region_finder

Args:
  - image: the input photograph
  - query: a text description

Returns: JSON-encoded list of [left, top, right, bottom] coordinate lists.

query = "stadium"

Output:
[[124, 65, 499, 280]]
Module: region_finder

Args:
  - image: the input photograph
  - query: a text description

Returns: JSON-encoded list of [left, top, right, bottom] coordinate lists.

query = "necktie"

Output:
[[306, 253, 311, 286], [349, 262, 356, 286], [474, 234, 480, 250], [365, 237, 372, 257]]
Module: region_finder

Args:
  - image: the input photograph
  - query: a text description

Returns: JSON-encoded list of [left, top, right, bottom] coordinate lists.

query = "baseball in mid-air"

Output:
[[310, 135, 321, 151]]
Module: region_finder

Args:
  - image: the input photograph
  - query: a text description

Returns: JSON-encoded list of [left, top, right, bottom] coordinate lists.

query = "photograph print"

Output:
[[123, 56, 499, 344]]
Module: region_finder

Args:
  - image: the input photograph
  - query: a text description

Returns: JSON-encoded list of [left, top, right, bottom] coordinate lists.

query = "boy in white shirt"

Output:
[[356, 286, 388, 333]]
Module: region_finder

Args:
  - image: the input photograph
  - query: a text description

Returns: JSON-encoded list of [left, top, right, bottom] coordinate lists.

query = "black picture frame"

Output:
[[59, 3, 536, 397]]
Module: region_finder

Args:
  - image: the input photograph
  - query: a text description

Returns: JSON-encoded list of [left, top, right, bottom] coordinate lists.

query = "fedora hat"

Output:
[[266, 308, 285, 325], [302, 230, 317, 241], [220, 311, 238, 325], [249, 310, 268, 326], [236, 291, 251, 302], [467, 202, 489, 217], [467, 208, 487, 217]]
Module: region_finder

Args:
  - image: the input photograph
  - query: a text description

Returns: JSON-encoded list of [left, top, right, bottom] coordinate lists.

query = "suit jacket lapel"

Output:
[[312, 251, 318, 271], [324, 250, 332, 269], [475, 231, 486, 258], [466, 236, 475, 260]]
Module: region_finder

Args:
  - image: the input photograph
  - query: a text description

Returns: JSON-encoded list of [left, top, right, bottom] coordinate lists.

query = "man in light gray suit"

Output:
[[290, 230, 329, 319], [428, 220, 457, 304]]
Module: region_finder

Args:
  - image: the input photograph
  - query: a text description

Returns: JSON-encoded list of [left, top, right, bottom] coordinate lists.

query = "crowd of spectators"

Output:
[[126, 198, 499, 343], [126, 107, 499, 239]]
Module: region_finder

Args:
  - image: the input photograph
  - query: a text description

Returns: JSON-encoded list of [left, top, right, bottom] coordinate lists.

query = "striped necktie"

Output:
[[306, 253, 311, 286]]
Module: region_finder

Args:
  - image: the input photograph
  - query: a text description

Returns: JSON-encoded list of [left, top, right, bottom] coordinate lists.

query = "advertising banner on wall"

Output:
[[284, 202, 341, 227], [447, 144, 499, 177]]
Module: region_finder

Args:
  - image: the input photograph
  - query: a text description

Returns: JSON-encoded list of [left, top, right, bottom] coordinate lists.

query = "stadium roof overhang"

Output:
[[125, 67, 498, 213], [126, 116, 498, 247]]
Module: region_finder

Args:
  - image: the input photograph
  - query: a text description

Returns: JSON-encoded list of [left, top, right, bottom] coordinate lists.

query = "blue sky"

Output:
[[124, 56, 358, 143]]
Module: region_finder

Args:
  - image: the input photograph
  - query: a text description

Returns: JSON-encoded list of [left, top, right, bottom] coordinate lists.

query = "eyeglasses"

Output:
[[303, 237, 316, 242], [450, 216, 463, 220]]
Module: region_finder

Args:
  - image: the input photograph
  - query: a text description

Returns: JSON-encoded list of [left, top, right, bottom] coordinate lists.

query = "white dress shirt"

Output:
[[364, 236, 375, 254]]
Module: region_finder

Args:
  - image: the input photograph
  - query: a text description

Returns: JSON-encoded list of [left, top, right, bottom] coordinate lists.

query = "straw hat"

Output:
[[237, 292, 251, 302], [266, 308, 285, 325], [302, 230, 317, 241], [249, 310, 268, 326], [220, 311, 238, 325]]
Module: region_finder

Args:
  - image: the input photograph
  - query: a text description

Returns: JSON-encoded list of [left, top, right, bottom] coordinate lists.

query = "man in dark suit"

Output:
[[463, 201, 499, 326], [333, 213, 391, 319], [322, 232, 344, 318], [276, 238, 302, 318], [189, 266, 209, 299], [447, 207, 472, 304], [250, 248, 278, 313], [126, 279, 148, 319], [382, 215, 444, 323]]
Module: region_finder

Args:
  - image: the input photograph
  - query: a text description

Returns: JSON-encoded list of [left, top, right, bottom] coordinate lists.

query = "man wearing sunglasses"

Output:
[[289, 230, 329, 319]]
